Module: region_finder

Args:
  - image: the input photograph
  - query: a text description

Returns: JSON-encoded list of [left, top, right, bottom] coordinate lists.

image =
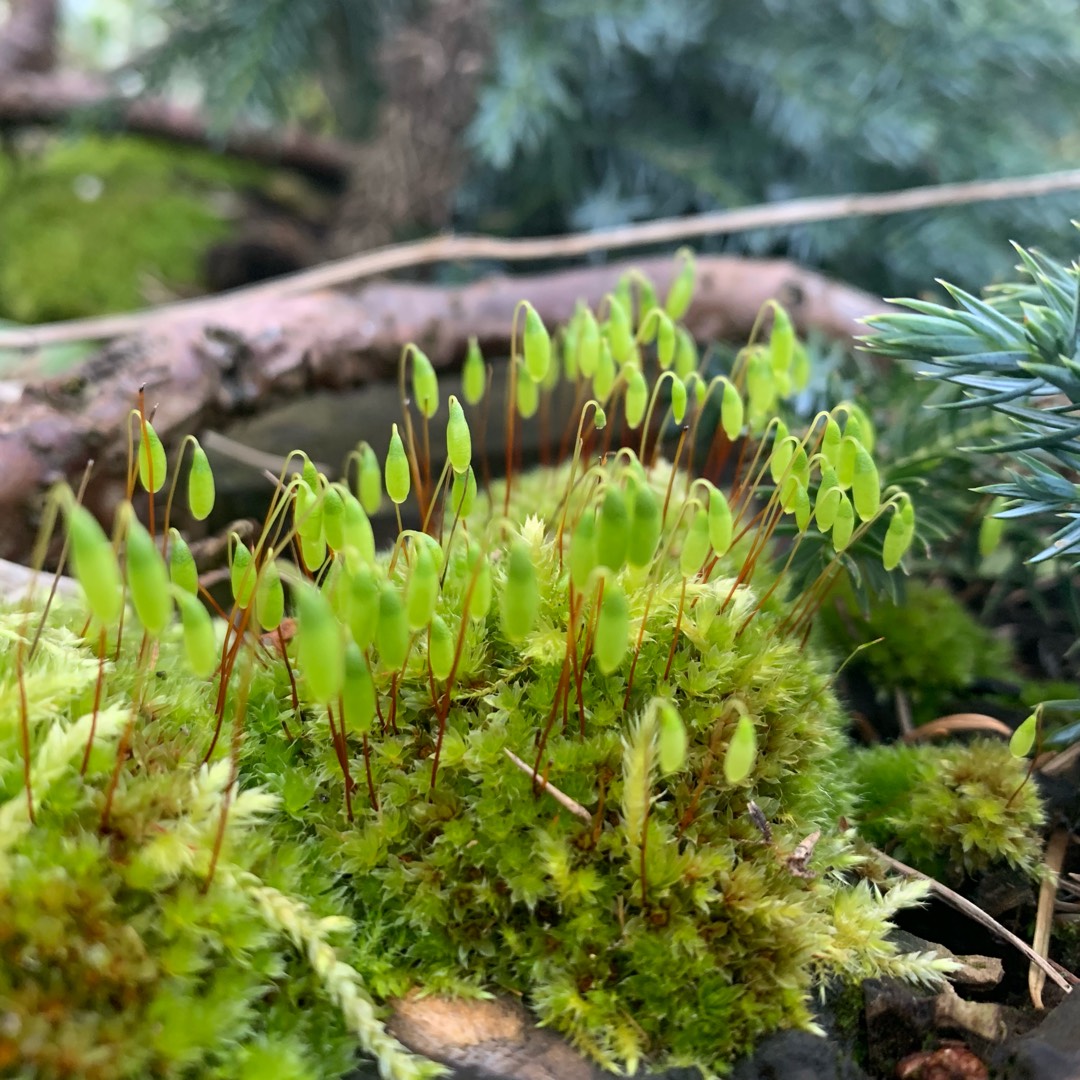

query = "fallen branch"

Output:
[[0, 254, 884, 564], [0, 71, 354, 183], [6, 166, 1080, 351], [871, 845, 1073, 995]]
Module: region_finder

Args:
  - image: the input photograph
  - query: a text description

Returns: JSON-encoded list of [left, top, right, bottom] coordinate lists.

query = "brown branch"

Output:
[[871, 845, 1073, 995], [0, 71, 354, 182], [6, 167, 1080, 351]]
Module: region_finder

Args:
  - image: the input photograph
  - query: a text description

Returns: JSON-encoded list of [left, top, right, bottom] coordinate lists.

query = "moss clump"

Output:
[[851, 739, 1045, 883], [0, 616, 424, 1080], [820, 580, 1013, 725], [7, 268, 1009, 1077], [0, 136, 265, 324]]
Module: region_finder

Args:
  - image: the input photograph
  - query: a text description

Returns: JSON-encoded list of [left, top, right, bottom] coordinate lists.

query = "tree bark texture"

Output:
[[0, 255, 887, 563]]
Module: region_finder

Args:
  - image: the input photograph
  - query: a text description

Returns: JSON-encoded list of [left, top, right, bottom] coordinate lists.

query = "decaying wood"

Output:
[[0, 255, 884, 563]]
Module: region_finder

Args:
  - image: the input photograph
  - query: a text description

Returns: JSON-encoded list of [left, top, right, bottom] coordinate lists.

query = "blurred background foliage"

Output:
[[125, 0, 1080, 292], [4, 0, 1080, 323]]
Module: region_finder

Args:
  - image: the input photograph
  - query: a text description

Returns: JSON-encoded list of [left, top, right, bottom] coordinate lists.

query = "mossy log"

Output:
[[0, 255, 886, 562]]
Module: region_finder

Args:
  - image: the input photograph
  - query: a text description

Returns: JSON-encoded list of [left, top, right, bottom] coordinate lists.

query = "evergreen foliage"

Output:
[[868, 238, 1080, 566]]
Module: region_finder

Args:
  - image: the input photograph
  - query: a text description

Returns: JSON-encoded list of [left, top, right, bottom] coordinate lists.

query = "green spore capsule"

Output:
[[346, 563, 380, 650], [406, 543, 439, 632], [173, 588, 217, 679], [791, 446, 810, 488], [462, 337, 487, 406], [769, 303, 795, 375], [670, 374, 688, 424], [321, 483, 345, 551], [746, 350, 775, 415], [882, 509, 912, 571], [657, 314, 677, 369], [450, 466, 477, 518], [594, 581, 629, 675], [562, 313, 581, 380], [446, 395, 472, 474], [68, 503, 123, 626], [385, 424, 411, 505], [720, 379, 744, 440], [851, 444, 881, 521], [341, 492, 376, 568], [168, 528, 198, 596], [578, 308, 601, 378], [770, 436, 796, 484], [124, 511, 172, 637], [299, 532, 327, 574], [607, 295, 634, 364], [627, 480, 662, 567], [596, 486, 630, 572], [466, 542, 492, 620], [674, 328, 698, 380], [814, 478, 843, 533], [665, 249, 696, 320], [411, 348, 440, 418], [376, 583, 410, 671], [255, 557, 285, 632], [724, 714, 757, 784], [657, 703, 687, 775], [501, 538, 539, 642], [707, 489, 733, 554], [570, 510, 598, 592], [624, 366, 648, 429], [681, 506, 712, 578], [1010, 712, 1038, 758], [832, 493, 855, 552], [427, 614, 455, 682], [523, 305, 551, 383], [791, 340, 811, 391], [516, 365, 540, 419], [637, 278, 660, 331], [779, 474, 802, 514], [793, 484, 812, 531], [844, 402, 875, 452], [229, 535, 256, 609], [187, 442, 216, 521], [294, 581, 344, 704], [294, 478, 323, 542], [821, 417, 843, 469], [593, 405, 607, 430], [594, 339, 616, 401], [341, 643, 376, 736], [357, 442, 383, 515], [836, 436, 858, 489], [137, 418, 167, 494]]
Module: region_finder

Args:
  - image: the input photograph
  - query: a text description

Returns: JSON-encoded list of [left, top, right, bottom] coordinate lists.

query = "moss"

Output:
[[851, 739, 1045, 883], [0, 136, 266, 323], [4, 271, 1035, 1077], [820, 580, 1014, 725]]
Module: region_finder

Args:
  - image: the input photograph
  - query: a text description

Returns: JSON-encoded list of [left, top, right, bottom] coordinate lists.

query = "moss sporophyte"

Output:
[[1, 255, 1044, 1079]]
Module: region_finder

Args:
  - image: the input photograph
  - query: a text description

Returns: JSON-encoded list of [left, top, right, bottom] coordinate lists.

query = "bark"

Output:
[[0, 71, 353, 182], [0, 255, 888, 563]]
